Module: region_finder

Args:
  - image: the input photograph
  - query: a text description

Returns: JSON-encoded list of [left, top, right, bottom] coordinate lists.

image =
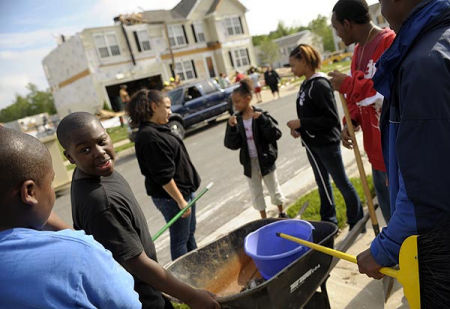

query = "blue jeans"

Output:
[[372, 168, 391, 224], [306, 143, 363, 226], [152, 194, 197, 260]]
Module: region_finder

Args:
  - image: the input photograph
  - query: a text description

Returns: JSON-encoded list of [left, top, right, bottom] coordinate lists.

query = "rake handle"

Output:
[[152, 183, 213, 241], [339, 93, 380, 235], [277, 232, 398, 278]]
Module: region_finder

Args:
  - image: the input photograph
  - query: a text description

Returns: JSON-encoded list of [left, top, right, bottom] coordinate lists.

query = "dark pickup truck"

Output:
[[129, 79, 236, 140]]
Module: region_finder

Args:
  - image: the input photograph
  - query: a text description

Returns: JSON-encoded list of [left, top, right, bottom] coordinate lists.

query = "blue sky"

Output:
[[0, 0, 377, 110]]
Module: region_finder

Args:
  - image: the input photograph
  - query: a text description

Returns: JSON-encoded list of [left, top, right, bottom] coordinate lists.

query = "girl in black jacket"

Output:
[[224, 80, 286, 219], [127, 90, 200, 261], [286, 44, 363, 228]]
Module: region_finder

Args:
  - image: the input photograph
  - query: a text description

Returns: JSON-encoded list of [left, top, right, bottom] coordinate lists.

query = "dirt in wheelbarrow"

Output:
[[203, 253, 263, 297]]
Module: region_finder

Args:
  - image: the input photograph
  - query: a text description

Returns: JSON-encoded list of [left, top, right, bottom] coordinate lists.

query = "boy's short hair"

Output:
[[333, 0, 371, 24], [0, 127, 51, 197], [56, 112, 101, 149]]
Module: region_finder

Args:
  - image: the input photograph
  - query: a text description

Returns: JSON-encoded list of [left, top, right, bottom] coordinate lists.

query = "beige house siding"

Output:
[[43, 0, 256, 117]]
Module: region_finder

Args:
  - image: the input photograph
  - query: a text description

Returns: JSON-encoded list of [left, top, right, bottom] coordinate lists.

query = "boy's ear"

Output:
[[20, 180, 38, 207], [63, 150, 75, 164]]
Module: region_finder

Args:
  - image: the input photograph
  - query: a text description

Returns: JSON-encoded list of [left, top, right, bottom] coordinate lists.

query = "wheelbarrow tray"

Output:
[[166, 218, 338, 309]]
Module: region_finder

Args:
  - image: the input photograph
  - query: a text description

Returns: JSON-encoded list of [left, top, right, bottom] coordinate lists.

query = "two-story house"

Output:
[[42, 0, 256, 117]]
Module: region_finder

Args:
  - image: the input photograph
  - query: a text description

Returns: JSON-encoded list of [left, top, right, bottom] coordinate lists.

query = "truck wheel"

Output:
[[168, 120, 185, 139]]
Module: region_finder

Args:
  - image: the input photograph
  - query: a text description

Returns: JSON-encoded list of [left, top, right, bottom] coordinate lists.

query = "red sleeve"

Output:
[[340, 31, 396, 126], [341, 50, 362, 126]]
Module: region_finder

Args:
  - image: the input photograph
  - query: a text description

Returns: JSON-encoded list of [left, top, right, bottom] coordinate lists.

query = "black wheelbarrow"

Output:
[[166, 218, 339, 308]]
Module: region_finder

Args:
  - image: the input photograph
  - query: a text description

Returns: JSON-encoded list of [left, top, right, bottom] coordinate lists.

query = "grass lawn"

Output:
[[286, 176, 375, 229], [106, 126, 129, 144]]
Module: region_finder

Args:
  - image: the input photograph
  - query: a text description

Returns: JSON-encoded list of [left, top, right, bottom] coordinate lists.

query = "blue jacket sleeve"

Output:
[[370, 171, 417, 266], [79, 239, 141, 308]]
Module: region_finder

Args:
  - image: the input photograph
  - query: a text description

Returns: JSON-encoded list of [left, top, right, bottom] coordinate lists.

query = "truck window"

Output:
[[168, 88, 184, 106], [199, 80, 216, 94], [186, 86, 202, 101]]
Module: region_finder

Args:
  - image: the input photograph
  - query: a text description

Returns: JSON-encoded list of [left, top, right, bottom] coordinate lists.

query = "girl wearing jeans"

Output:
[[225, 79, 286, 219], [127, 90, 200, 260], [287, 44, 363, 229]]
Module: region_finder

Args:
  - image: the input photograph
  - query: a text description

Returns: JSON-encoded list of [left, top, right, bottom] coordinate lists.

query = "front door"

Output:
[[206, 57, 216, 78]]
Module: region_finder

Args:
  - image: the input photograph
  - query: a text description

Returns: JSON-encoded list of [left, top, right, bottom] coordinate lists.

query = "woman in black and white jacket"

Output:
[[287, 44, 363, 229]]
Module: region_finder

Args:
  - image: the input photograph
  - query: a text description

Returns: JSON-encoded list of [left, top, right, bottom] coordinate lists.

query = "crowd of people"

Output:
[[1, 0, 449, 307]]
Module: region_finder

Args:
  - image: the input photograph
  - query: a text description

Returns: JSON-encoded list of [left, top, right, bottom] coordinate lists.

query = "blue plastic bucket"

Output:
[[244, 219, 314, 280]]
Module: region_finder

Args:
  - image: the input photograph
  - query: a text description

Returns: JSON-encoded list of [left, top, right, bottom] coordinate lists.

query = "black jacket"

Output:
[[296, 75, 341, 146], [264, 70, 280, 86], [224, 107, 282, 177], [135, 122, 200, 199]]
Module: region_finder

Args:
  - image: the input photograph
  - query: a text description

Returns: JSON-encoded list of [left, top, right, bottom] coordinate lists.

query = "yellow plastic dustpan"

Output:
[[277, 233, 420, 308]]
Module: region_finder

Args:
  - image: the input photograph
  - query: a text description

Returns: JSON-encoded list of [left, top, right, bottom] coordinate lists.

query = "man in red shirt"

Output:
[[329, 0, 395, 224]]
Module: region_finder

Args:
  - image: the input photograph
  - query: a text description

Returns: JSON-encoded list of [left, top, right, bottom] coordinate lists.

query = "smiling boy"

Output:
[[57, 112, 219, 309]]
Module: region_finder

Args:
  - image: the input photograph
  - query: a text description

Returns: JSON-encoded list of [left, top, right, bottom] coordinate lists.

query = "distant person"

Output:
[[127, 90, 201, 261], [218, 73, 231, 89], [286, 44, 363, 228], [120, 85, 131, 105], [224, 79, 287, 219], [329, 0, 395, 224], [57, 112, 219, 309], [264, 66, 281, 99], [249, 68, 263, 103], [0, 127, 142, 308], [234, 71, 245, 83]]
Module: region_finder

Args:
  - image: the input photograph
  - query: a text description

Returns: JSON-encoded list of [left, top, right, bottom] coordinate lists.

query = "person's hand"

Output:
[[290, 129, 300, 139], [341, 124, 353, 149], [177, 199, 191, 218], [228, 115, 237, 127], [341, 124, 360, 149], [328, 70, 349, 91], [287, 119, 301, 130], [187, 289, 221, 309], [356, 248, 384, 279], [253, 111, 262, 119]]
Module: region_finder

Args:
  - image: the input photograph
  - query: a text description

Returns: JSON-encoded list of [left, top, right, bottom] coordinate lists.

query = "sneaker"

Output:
[[278, 212, 288, 218]]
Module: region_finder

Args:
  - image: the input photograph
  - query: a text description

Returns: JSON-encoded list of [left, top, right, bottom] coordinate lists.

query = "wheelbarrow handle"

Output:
[[152, 183, 213, 241], [276, 233, 398, 278]]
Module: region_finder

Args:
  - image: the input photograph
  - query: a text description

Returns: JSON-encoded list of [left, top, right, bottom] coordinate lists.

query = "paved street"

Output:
[[52, 88, 347, 265]]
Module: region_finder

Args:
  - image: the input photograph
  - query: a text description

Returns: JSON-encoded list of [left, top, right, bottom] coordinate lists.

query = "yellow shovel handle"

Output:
[[277, 233, 398, 278]]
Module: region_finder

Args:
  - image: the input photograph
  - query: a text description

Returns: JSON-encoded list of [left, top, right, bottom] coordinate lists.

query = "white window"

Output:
[[168, 24, 187, 47], [225, 17, 243, 36], [233, 48, 249, 67], [94, 32, 120, 58], [137, 30, 151, 51], [194, 23, 205, 42], [174, 60, 196, 81]]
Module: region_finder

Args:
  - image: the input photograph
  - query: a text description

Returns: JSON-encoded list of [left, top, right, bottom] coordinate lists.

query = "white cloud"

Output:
[[0, 26, 79, 50], [0, 47, 51, 109]]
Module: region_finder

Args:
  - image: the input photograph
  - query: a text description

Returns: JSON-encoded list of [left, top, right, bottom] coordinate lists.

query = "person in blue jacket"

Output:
[[356, 0, 450, 278]]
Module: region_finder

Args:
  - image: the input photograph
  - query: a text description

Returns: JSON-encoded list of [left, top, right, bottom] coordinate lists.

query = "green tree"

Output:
[[0, 83, 56, 123], [258, 39, 281, 66], [308, 15, 336, 52]]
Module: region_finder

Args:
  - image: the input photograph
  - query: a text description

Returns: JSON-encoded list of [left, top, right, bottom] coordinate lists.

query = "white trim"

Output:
[[224, 15, 244, 36], [357, 92, 384, 107], [168, 24, 188, 48], [136, 29, 151, 52], [93, 31, 121, 59]]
